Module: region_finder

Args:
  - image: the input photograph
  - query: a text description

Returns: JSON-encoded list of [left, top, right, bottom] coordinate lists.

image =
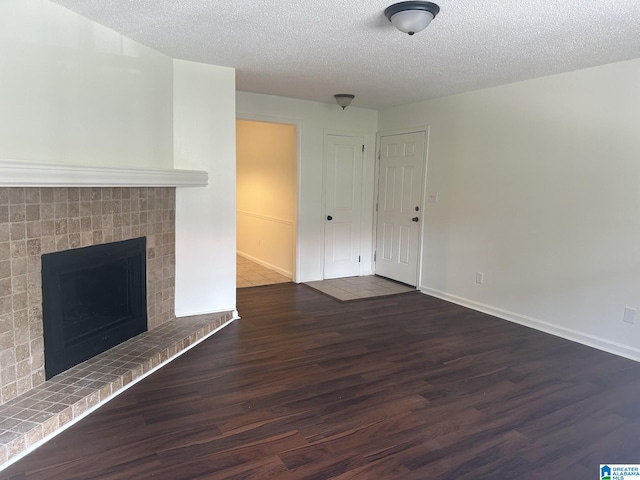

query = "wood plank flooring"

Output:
[[2, 283, 640, 479]]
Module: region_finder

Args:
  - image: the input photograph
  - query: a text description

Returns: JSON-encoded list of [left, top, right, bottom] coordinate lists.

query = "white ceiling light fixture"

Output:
[[334, 94, 355, 110], [384, 1, 440, 36]]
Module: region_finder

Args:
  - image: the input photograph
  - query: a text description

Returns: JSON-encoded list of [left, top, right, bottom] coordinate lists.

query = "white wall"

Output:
[[0, 1, 237, 318], [174, 60, 236, 316], [0, 0, 173, 169], [236, 92, 378, 282], [379, 58, 640, 359], [237, 120, 296, 277]]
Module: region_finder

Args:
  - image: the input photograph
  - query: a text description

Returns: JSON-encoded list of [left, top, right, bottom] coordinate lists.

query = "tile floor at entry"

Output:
[[305, 276, 415, 301]]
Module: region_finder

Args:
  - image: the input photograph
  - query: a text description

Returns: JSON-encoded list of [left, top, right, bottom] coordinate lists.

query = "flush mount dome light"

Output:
[[384, 1, 440, 35], [334, 94, 355, 110]]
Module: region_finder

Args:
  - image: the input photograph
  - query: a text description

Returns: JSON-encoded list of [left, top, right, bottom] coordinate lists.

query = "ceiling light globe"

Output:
[[390, 10, 434, 35], [334, 94, 355, 110], [384, 1, 440, 35]]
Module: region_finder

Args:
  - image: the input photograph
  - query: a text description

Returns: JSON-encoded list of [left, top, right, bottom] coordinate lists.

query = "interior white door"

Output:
[[375, 131, 426, 286], [324, 134, 364, 279]]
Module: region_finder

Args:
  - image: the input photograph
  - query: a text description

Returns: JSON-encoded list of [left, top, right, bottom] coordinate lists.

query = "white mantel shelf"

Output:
[[0, 159, 208, 187]]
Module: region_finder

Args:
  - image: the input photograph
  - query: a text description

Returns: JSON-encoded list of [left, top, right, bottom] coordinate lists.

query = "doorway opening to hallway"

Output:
[[236, 119, 297, 288]]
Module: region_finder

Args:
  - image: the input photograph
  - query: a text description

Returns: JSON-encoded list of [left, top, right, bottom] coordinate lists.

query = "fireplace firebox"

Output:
[[41, 237, 147, 379]]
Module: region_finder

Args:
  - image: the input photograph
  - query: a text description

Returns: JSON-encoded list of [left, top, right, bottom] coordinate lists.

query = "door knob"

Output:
[[412, 217, 419, 222], [327, 215, 333, 221]]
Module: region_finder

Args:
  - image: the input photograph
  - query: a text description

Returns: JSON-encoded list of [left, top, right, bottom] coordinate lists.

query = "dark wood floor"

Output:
[[3, 283, 640, 479]]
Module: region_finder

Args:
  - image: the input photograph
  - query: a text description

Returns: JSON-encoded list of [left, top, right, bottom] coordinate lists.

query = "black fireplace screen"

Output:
[[41, 237, 147, 379]]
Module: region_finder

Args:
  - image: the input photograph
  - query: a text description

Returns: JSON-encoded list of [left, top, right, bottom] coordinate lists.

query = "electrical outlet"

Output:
[[476, 272, 484, 284], [623, 306, 636, 324]]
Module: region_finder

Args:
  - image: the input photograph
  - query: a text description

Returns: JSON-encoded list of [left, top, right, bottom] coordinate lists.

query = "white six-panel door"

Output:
[[324, 134, 364, 279], [375, 131, 426, 286]]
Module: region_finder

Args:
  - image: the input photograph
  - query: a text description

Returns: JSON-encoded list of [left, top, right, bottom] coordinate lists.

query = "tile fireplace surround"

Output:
[[0, 186, 234, 468]]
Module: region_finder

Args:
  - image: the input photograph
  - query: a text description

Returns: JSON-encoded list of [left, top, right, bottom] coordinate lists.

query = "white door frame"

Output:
[[236, 113, 303, 283], [322, 128, 370, 279], [373, 126, 430, 287]]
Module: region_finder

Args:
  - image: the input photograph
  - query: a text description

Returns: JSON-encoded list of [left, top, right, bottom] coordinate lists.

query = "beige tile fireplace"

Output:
[[0, 165, 234, 469], [0, 186, 178, 404]]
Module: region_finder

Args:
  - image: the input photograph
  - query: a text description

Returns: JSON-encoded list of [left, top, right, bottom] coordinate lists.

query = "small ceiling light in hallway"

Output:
[[384, 1, 440, 35], [334, 94, 355, 110]]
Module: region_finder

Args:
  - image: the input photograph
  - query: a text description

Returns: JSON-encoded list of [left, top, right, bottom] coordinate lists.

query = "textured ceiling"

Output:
[[50, 0, 640, 109]]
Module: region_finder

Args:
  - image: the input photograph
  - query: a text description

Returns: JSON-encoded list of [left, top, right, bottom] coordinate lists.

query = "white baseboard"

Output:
[[419, 286, 640, 363], [237, 251, 292, 278]]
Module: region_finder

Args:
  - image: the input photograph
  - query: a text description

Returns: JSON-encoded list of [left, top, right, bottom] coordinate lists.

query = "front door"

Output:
[[323, 134, 364, 279], [375, 131, 426, 286]]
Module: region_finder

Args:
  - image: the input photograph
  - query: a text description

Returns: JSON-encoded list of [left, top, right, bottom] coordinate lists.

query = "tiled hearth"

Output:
[[0, 310, 233, 468], [0, 186, 235, 469]]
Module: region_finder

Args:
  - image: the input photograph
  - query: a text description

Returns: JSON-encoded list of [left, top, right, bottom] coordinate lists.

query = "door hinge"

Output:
[[375, 203, 378, 212], [374, 252, 377, 262], [358, 256, 361, 263], [362, 145, 365, 152]]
